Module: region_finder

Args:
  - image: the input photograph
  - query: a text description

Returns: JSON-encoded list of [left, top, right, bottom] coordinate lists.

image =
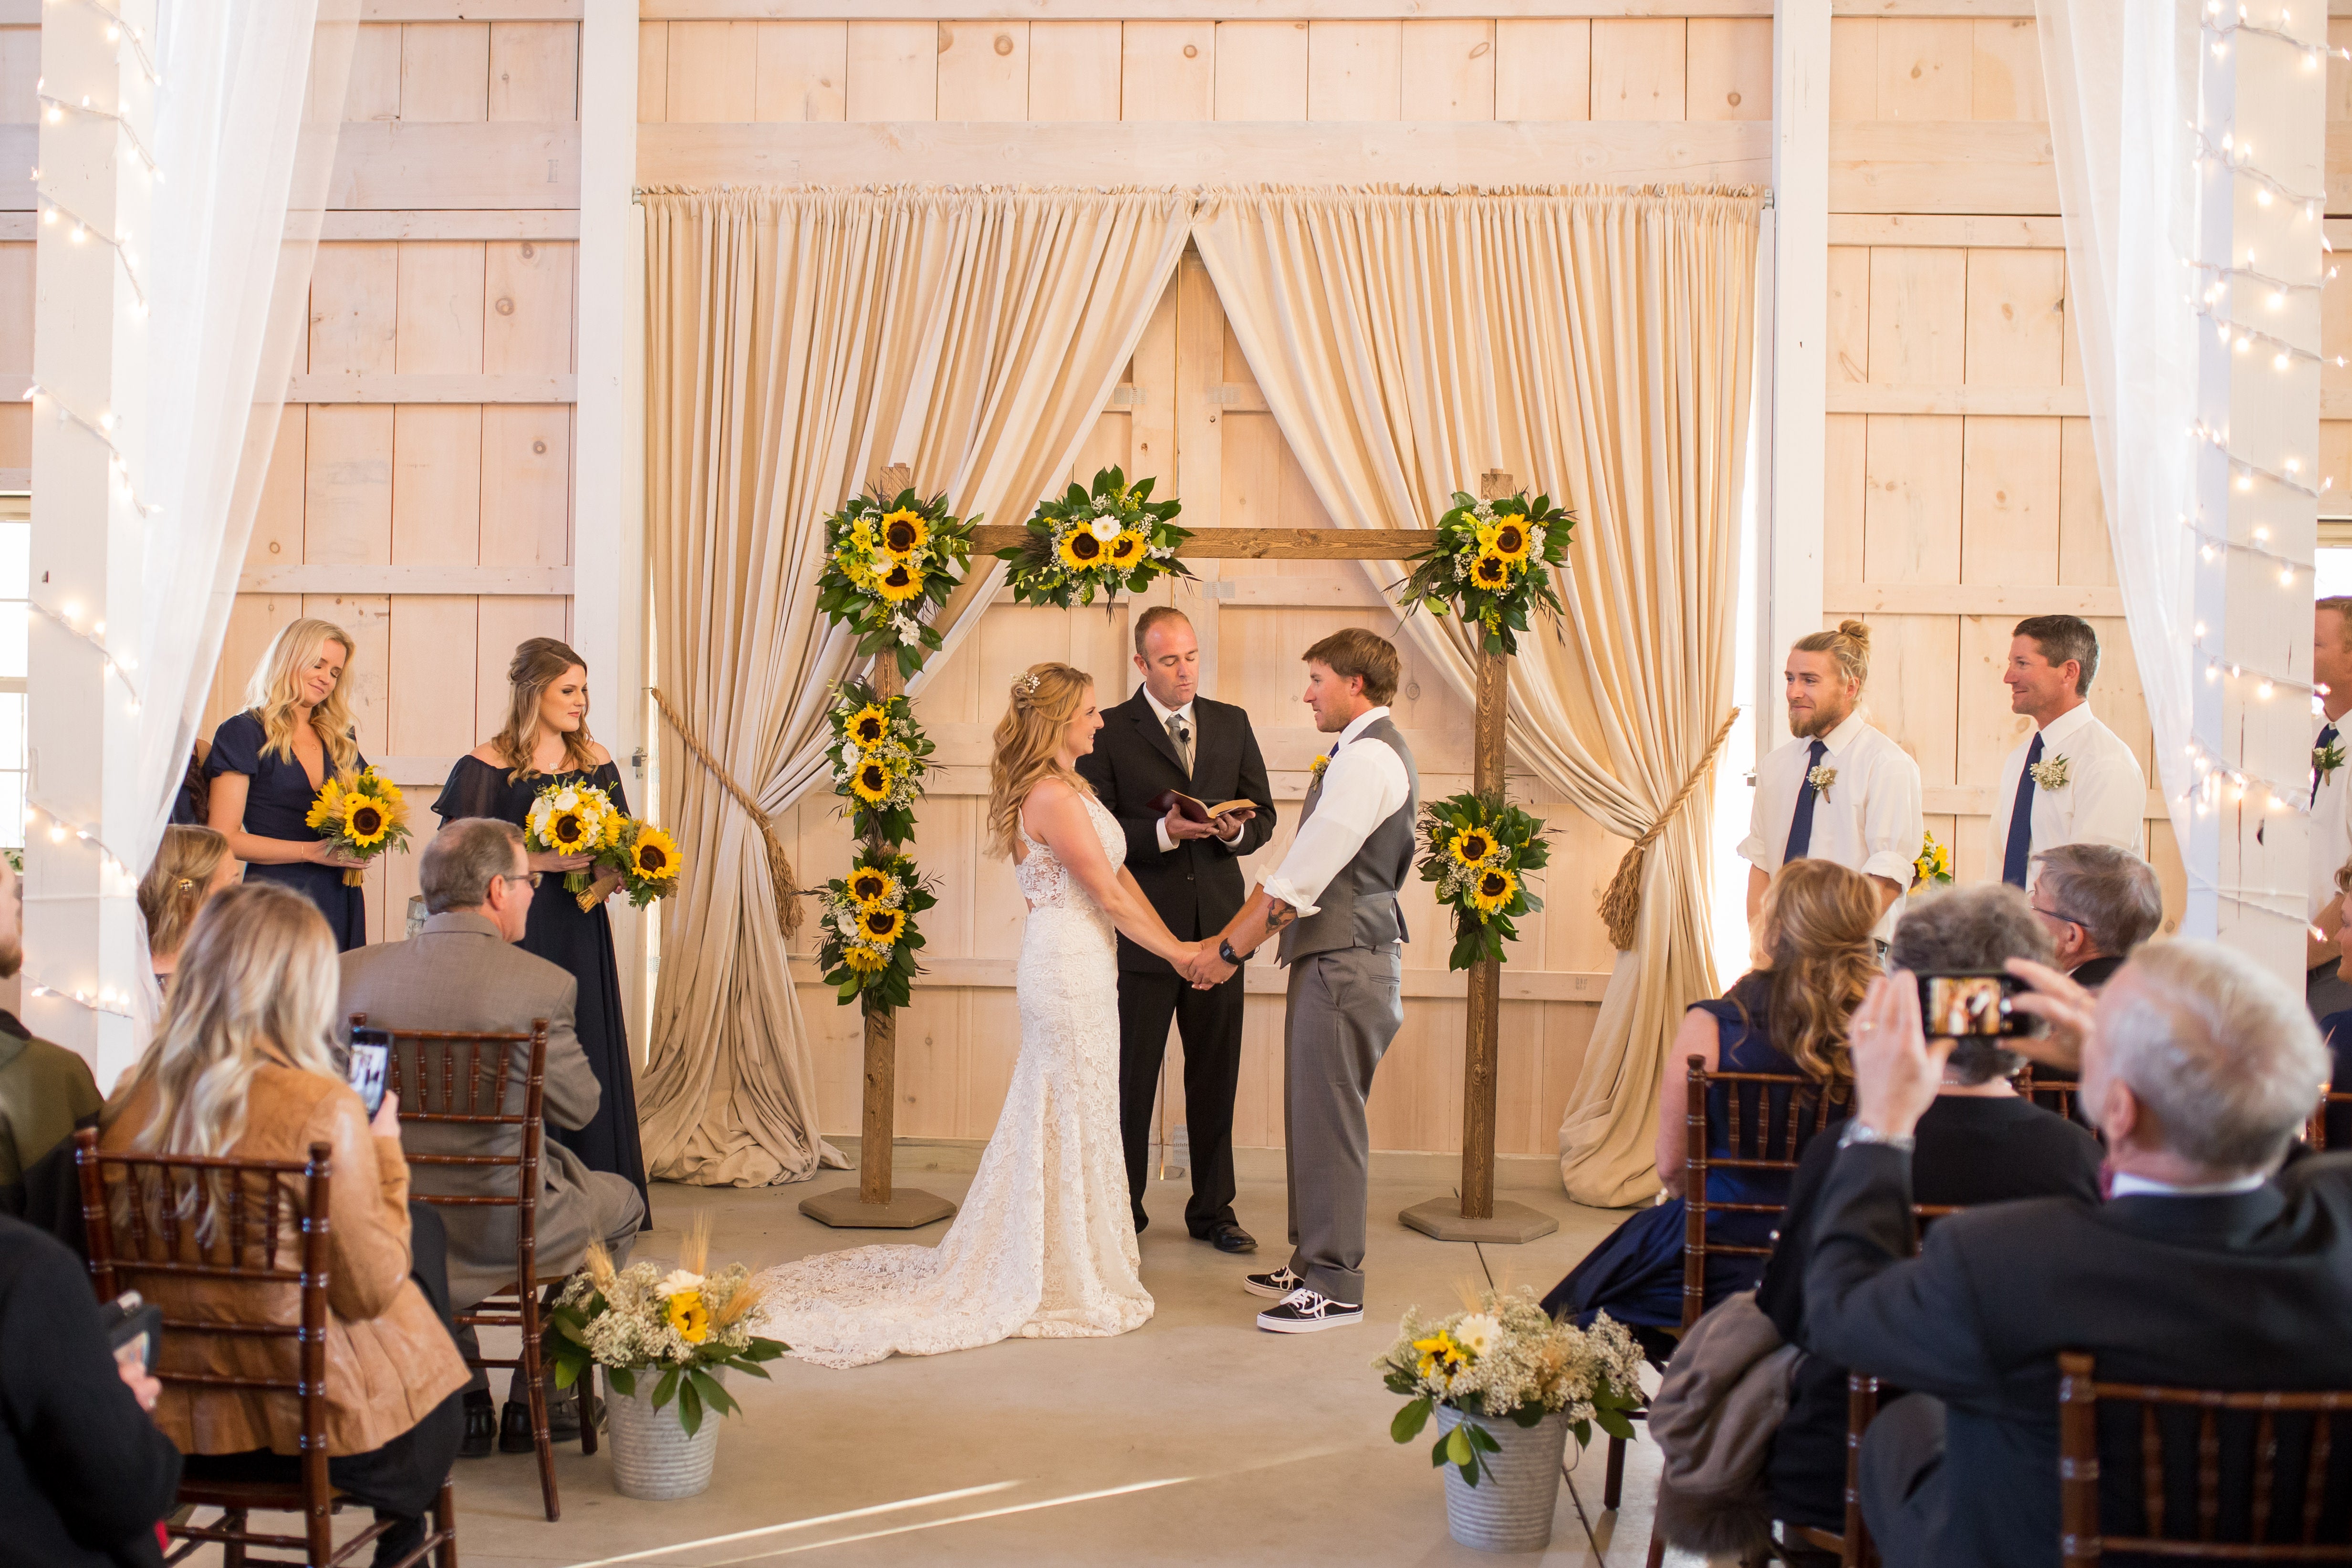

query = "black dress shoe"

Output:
[[458, 1390, 496, 1459], [500, 1386, 589, 1453], [1202, 1222, 1257, 1254]]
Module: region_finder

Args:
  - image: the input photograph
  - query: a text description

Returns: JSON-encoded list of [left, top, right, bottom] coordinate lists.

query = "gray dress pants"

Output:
[[1859, 1392, 1948, 1567], [1282, 943, 1405, 1303]]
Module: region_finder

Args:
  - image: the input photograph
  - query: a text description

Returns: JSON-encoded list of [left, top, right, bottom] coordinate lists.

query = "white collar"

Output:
[[1332, 705, 1392, 750], [2109, 1170, 2269, 1199], [2036, 701, 2098, 747], [1803, 706, 1872, 758], [1140, 686, 1194, 728], [2321, 709, 2349, 739]]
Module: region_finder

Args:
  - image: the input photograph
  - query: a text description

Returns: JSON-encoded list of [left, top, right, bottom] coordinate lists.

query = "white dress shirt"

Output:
[[1262, 705, 1412, 917], [1738, 706, 1923, 945], [2310, 708, 2352, 923], [1986, 701, 2146, 886], [2109, 1171, 2268, 1199], [1140, 686, 1240, 854]]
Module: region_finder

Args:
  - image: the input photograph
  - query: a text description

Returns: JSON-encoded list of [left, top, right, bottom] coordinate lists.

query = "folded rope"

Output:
[[1599, 706, 1742, 952], [650, 686, 802, 938]]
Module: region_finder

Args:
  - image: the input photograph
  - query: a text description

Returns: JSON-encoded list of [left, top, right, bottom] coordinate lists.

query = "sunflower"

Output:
[[630, 825, 680, 882], [848, 868, 898, 906], [1487, 516, 1533, 563], [1449, 828, 1498, 869], [1468, 866, 1519, 914], [547, 807, 601, 853], [304, 779, 345, 832], [843, 945, 890, 973], [1105, 530, 1146, 568], [850, 756, 896, 804], [665, 1290, 710, 1345], [874, 560, 924, 602], [859, 906, 906, 945], [337, 792, 388, 849], [877, 508, 929, 560], [1057, 528, 1107, 571], [1468, 551, 1511, 590], [846, 704, 890, 747]]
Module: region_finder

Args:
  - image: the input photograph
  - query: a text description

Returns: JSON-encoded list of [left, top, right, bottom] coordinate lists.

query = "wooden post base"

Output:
[[798, 1187, 957, 1230], [1397, 1196, 1560, 1245]]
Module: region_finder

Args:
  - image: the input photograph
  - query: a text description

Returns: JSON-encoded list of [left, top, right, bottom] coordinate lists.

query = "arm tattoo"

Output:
[[1265, 900, 1297, 933]]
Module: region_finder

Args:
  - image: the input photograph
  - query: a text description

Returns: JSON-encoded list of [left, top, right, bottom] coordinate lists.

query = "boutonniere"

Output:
[[2318, 739, 2346, 783], [1912, 829, 1954, 892], [1805, 764, 1836, 801], [2029, 754, 2072, 791], [1309, 753, 1332, 784]]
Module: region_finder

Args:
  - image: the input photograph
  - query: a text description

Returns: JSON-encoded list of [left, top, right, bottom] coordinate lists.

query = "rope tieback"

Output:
[[650, 687, 803, 938], [1598, 706, 1741, 952]]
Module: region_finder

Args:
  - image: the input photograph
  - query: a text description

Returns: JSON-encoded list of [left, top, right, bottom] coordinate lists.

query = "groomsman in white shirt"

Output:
[[1988, 615, 2145, 889], [1739, 620, 1923, 947], [2304, 598, 2352, 1017]]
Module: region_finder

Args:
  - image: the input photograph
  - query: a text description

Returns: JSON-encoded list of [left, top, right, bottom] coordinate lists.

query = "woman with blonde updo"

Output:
[[137, 824, 239, 993], [758, 662, 1196, 1368], [1543, 858, 1873, 1352]]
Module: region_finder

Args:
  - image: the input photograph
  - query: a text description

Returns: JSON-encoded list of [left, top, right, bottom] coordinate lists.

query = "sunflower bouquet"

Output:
[[524, 779, 621, 897], [1376, 1288, 1644, 1487], [1912, 828, 1954, 892], [302, 768, 412, 887], [816, 485, 975, 680], [548, 1215, 787, 1436], [825, 679, 931, 843], [589, 817, 684, 912], [1418, 793, 1550, 971], [997, 465, 1189, 611], [1393, 489, 1575, 657], [816, 848, 937, 1012]]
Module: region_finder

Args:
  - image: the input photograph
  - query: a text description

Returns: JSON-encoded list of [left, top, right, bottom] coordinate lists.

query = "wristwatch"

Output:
[[1838, 1120, 1915, 1154], [1218, 937, 1245, 967]]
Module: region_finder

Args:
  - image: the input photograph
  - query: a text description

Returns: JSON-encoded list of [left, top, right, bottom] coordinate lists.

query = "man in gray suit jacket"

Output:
[[340, 817, 644, 1457]]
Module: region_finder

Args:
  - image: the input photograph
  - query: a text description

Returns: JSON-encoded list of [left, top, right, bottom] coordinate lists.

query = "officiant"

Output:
[[1076, 605, 1275, 1254]]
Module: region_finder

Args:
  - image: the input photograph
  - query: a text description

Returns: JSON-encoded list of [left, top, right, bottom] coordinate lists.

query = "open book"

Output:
[[1145, 789, 1259, 826]]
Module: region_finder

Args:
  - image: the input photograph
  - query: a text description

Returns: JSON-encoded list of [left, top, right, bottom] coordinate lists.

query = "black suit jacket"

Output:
[[1803, 1145, 2352, 1568], [1074, 690, 1275, 975], [2067, 953, 2125, 990]]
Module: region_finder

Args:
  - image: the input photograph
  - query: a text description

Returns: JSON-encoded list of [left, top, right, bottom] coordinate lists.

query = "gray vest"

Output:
[[1279, 715, 1420, 964]]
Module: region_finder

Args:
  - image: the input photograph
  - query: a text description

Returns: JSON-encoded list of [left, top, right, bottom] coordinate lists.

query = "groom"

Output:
[[1183, 627, 1418, 1333]]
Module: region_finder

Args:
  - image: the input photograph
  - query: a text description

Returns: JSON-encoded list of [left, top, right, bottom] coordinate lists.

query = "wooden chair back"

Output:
[[2306, 1085, 2352, 1151], [1681, 1054, 1848, 1328], [2057, 1351, 2352, 1563], [2018, 1065, 2082, 1124]]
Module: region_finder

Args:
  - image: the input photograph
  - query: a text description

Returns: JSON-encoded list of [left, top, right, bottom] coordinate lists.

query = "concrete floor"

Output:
[[181, 1162, 1711, 1568]]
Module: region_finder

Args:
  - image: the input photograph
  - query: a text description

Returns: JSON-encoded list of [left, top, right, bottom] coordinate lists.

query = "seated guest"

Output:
[[136, 825, 239, 994], [100, 882, 466, 1568], [2026, 842, 2161, 991], [339, 818, 643, 1459], [1757, 883, 2102, 1546], [1543, 860, 1872, 1350], [1807, 942, 2350, 1568], [0, 1211, 183, 1568], [0, 858, 102, 1230], [2315, 857, 2352, 1147]]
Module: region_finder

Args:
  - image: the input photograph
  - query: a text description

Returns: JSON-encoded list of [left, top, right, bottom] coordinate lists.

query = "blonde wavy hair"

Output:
[[1744, 858, 1880, 1088], [984, 663, 1095, 860], [106, 881, 343, 1174], [136, 825, 231, 963], [490, 636, 601, 781], [245, 618, 359, 779]]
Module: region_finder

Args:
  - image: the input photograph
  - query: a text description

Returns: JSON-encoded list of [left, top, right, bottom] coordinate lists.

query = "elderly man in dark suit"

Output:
[[1806, 941, 2352, 1568], [1075, 605, 1274, 1253], [340, 817, 644, 1459]]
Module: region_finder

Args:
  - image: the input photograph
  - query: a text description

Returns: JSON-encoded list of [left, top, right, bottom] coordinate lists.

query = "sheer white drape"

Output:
[[2038, 0, 2198, 851]]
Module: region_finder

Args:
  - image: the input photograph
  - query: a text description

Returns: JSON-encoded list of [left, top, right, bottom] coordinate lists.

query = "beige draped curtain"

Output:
[[1193, 186, 1760, 1207], [640, 187, 1187, 1186]]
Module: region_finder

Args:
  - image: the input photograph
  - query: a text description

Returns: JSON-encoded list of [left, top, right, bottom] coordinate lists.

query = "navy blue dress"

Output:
[[2321, 1008, 2352, 1148], [433, 756, 648, 1218], [1542, 972, 1848, 1339], [205, 711, 366, 952]]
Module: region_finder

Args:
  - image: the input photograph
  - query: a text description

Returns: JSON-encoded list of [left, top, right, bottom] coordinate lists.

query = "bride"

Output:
[[757, 662, 1203, 1367]]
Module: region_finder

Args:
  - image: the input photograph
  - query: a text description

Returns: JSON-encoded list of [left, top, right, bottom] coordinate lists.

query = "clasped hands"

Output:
[[1175, 940, 1238, 989], [1845, 957, 2096, 1142]]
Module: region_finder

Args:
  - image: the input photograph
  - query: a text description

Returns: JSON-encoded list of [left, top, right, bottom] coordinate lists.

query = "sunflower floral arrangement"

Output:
[[1376, 1288, 1644, 1487], [524, 779, 620, 898], [1418, 794, 1550, 971], [825, 679, 932, 844], [591, 818, 684, 911], [817, 485, 975, 680], [1394, 489, 1575, 657], [548, 1215, 787, 1437], [302, 768, 412, 887], [816, 848, 937, 1011], [997, 466, 1189, 611], [1912, 829, 1954, 892]]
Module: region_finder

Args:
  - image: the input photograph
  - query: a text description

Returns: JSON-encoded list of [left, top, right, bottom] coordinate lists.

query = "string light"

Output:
[[2188, 427, 2320, 498], [2188, 258, 2327, 295], [35, 93, 160, 178], [25, 979, 136, 1019], [2193, 308, 2328, 367], [28, 598, 141, 707], [21, 801, 135, 880], [53, 0, 159, 85], [30, 192, 145, 312], [22, 383, 162, 518]]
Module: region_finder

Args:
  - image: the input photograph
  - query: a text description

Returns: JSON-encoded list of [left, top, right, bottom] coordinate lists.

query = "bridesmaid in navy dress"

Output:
[[206, 619, 371, 951], [433, 637, 647, 1216]]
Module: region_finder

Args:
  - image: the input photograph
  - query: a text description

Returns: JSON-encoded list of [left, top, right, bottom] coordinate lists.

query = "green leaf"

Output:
[[553, 1358, 580, 1391], [652, 1367, 679, 1410], [1429, 1431, 1454, 1471], [1509, 1404, 1545, 1429], [689, 1369, 737, 1420], [1466, 1423, 1502, 1453], [608, 1366, 635, 1398], [1391, 1397, 1433, 1444], [1446, 1426, 1472, 1467], [678, 1377, 704, 1437], [1595, 1407, 1638, 1442]]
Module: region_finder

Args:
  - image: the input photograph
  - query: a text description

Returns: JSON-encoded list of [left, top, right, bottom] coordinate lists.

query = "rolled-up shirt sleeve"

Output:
[[1857, 743, 1924, 888], [1260, 739, 1409, 917]]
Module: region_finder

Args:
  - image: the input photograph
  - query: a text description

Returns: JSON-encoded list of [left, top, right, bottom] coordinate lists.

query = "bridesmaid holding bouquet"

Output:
[[434, 637, 648, 1215]]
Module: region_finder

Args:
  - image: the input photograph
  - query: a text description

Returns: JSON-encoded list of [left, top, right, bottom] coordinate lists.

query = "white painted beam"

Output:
[[1764, 0, 1829, 752]]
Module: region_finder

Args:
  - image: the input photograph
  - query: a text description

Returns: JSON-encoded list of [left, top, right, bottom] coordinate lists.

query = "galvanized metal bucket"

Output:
[[604, 1367, 725, 1500], [1434, 1403, 1570, 1552]]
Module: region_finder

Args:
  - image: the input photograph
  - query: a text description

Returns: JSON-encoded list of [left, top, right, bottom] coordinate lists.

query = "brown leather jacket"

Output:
[[100, 1059, 468, 1456]]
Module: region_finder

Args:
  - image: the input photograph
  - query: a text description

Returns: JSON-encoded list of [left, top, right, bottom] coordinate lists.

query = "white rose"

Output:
[[1089, 518, 1121, 543], [554, 789, 579, 810], [655, 1268, 705, 1299], [1453, 1312, 1502, 1359]]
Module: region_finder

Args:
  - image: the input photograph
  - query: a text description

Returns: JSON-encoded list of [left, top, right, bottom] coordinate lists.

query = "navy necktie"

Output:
[[2317, 723, 2340, 808], [2001, 732, 2045, 888], [1782, 738, 1828, 866]]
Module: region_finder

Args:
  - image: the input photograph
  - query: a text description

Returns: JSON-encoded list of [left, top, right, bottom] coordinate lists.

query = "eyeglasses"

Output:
[[502, 872, 542, 890], [2030, 903, 2086, 929]]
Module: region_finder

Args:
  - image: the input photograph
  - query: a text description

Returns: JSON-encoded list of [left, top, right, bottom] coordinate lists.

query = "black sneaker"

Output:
[[1243, 1266, 1302, 1299], [1257, 1287, 1363, 1333]]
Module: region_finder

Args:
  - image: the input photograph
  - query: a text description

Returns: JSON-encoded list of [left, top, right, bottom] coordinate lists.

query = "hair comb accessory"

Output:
[[175, 878, 194, 893], [1019, 672, 1041, 696]]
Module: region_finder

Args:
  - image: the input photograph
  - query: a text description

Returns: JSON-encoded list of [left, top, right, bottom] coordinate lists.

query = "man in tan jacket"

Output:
[[339, 817, 643, 1457]]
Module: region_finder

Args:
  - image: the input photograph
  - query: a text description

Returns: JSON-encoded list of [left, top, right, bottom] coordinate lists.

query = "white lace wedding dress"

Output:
[[755, 791, 1155, 1368]]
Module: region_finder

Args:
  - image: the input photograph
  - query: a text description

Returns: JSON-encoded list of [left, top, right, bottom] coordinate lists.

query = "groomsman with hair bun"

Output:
[[2306, 597, 2352, 1018], [1988, 615, 2145, 891], [1739, 620, 1923, 948]]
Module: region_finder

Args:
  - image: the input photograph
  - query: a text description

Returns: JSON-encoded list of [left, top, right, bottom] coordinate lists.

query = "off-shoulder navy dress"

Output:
[[205, 711, 367, 952], [434, 756, 648, 1217]]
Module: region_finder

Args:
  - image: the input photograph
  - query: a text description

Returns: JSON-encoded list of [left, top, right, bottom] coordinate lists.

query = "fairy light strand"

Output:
[[2187, 257, 2331, 294], [2194, 307, 2328, 367], [54, 0, 160, 86], [23, 800, 136, 879], [31, 192, 146, 312], [27, 600, 141, 708], [26, 979, 136, 1020], [23, 382, 163, 519], [2190, 128, 2328, 214], [37, 93, 161, 178]]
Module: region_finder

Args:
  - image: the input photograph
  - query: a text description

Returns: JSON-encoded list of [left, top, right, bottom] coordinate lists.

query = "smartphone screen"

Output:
[[1915, 972, 2034, 1038], [347, 1027, 391, 1117]]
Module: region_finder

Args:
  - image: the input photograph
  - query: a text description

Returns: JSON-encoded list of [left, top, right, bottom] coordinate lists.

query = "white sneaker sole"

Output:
[[1257, 1308, 1363, 1333], [1243, 1275, 1301, 1299]]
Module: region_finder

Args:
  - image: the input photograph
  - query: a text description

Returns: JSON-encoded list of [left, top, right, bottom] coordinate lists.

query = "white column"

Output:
[[26, 0, 157, 1080], [573, 0, 646, 1053], [1766, 0, 1830, 751], [2182, 8, 2327, 986]]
